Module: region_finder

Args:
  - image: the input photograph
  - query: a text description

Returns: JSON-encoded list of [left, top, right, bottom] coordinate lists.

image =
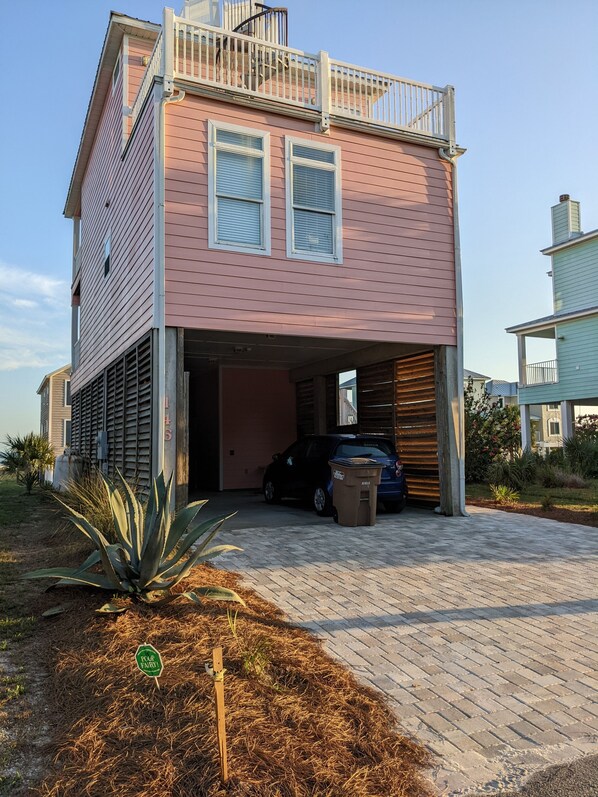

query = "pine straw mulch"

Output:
[[467, 498, 598, 527], [31, 565, 434, 797]]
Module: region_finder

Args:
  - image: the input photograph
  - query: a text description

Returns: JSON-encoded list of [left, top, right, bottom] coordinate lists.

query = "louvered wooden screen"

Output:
[[325, 373, 337, 431], [296, 378, 315, 437], [395, 351, 439, 505], [357, 360, 395, 437], [71, 334, 153, 489]]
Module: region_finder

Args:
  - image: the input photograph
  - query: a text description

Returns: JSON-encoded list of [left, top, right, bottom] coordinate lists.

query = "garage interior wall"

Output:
[[221, 367, 297, 489]]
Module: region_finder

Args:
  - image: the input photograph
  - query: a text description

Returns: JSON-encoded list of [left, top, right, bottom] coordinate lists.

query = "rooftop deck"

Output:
[[130, 9, 455, 148]]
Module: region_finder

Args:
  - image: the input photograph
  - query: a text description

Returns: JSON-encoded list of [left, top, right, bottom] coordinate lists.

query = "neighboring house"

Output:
[[507, 195, 598, 448], [531, 403, 562, 452], [464, 369, 491, 400], [64, 0, 465, 513], [485, 379, 518, 408], [338, 372, 357, 427], [37, 364, 72, 478]]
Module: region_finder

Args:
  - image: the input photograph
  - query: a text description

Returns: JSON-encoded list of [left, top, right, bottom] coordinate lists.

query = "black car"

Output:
[[263, 434, 408, 516]]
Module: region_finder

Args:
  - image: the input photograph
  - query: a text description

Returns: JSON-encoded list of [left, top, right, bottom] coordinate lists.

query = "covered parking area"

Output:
[[169, 328, 462, 516]]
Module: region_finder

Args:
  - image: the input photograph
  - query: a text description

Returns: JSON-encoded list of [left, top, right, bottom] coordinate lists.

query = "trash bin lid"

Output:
[[329, 457, 382, 467]]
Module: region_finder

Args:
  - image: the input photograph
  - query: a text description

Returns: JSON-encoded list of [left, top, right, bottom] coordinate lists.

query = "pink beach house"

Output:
[[64, 1, 465, 513]]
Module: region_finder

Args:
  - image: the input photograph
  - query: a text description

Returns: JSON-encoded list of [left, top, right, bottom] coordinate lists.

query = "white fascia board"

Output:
[[541, 228, 598, 256]]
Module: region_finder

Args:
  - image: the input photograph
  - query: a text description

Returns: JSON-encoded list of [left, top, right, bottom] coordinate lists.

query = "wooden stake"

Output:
[[211, 646, 229, 783]]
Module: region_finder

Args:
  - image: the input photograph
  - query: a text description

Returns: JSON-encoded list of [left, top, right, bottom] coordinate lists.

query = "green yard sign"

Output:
[[135, 644, 164, 679]]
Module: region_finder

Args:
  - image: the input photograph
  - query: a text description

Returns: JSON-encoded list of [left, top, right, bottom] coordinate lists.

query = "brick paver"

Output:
[[219, 505, 598, 795]]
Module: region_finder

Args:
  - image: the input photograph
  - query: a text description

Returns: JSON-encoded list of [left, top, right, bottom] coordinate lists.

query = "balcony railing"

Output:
[[525, 359, 558, 386], [129, 10, 454, 144]]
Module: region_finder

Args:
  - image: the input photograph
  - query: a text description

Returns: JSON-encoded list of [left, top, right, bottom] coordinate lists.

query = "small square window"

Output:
[[104, 236, 111, 277], [549, 420, 560, 436], [338, 370, 357, 426]]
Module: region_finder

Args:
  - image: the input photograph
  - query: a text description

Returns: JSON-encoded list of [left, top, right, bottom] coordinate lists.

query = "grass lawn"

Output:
[[0, 475, 433, 797], [466, 479, 598, 526]]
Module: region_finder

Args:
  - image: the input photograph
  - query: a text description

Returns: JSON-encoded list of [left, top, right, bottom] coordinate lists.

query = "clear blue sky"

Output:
[[1, 0, 597, 440]]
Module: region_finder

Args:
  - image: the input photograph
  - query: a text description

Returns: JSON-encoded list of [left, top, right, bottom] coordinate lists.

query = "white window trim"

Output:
[[64, 379, 71, 407], [285, 136, 343, 264], [63, 418, 71, 448], [208, 120, 271, 256], [112, 52, 121, 94]]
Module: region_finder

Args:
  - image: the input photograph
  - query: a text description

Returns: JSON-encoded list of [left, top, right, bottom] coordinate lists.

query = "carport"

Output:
[[171, 329, 461, 515]]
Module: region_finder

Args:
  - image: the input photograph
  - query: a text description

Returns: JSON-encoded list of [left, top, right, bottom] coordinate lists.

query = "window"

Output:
[[63, 419, 72, 448], [286, 138, 342, 263], [547, 403, 560, 410], [103, 235, 111, 277], [64, 380, 71, 407], [338, 370, 357, 426], [549, 420, 560, 436], [208, 121, 270, 255], [112, 53, 121, 92]]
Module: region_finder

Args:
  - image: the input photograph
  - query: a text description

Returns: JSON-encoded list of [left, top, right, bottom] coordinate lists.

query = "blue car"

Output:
[[263, 434, 408, 516]]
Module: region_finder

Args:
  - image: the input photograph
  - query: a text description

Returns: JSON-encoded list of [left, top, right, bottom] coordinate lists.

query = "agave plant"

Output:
[[24, 470, 245, 613]]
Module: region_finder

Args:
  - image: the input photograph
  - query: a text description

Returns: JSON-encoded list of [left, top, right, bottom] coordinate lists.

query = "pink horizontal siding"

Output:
[[164, 95, 456, 346], [221, 367, 296, 489], [73, 36, 155, 394]]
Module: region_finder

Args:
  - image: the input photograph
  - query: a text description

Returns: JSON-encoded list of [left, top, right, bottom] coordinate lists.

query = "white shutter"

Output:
[[217, 198, 261, 245]]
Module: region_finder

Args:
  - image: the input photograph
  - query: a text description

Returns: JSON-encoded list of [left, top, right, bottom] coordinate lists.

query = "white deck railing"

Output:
[[173, 18, 319, 108], [128, 11, 453, 144], [130, 33, 164, 127], [525, 359, 558, 386]]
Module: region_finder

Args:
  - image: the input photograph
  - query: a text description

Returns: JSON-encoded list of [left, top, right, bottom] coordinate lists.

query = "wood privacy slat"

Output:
[[325, 374, 337, 432], [71, 333, 153, 489], [296, 378, 315, 437], [357, 360, 394, 437], [395, 350, 439, 506]]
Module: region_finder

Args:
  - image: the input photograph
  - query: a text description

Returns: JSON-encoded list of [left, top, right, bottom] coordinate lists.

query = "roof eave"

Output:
[[541, 228, 598, 256], [63, 13, 160, 219]]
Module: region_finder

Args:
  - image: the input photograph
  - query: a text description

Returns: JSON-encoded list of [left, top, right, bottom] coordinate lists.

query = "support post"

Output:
[[176, 328, 189, 509], [434, 346, 463, 516], [560, 400, 575, 440], [520, 404, 532, 450], [164, 327, 178, 493], [163, 7, 175, 96], [318, 50, 331, 133], [517, 335, 527, 385]]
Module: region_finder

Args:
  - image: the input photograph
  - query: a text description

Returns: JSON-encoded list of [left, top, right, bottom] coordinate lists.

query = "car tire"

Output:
[[263, 480, 280, 505], [313, 486, 333, 516], [383, 497, 406, 514]]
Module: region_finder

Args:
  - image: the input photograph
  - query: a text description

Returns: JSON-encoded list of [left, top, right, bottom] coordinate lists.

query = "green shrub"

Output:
[[541, 495, 555, 511], [0, 433, 55, 495], [563, 436, 598, 478], [489, 484, 520, 504], [486, 450, 537, 489]]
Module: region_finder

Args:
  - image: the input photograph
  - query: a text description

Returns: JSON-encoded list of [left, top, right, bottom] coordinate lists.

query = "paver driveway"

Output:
[[219, 505, 598, 795]]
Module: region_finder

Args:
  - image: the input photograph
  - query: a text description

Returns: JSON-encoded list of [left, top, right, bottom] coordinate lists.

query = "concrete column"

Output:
[[520, 404, 532, 450], [560, 400, 575, 440], [434, 345, 463, 516]]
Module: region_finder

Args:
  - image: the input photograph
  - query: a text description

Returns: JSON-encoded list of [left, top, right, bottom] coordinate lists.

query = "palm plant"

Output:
[[1, 432, 55, 494], [24, 470, 245, 613]]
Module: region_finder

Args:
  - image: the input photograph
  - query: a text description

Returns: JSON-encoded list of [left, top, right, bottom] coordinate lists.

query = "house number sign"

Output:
[[164, 396, 172, 441]]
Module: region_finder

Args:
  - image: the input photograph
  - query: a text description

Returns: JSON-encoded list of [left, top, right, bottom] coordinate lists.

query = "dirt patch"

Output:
[[1, 489, 434, 797], [467, 499, 598, 527]]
